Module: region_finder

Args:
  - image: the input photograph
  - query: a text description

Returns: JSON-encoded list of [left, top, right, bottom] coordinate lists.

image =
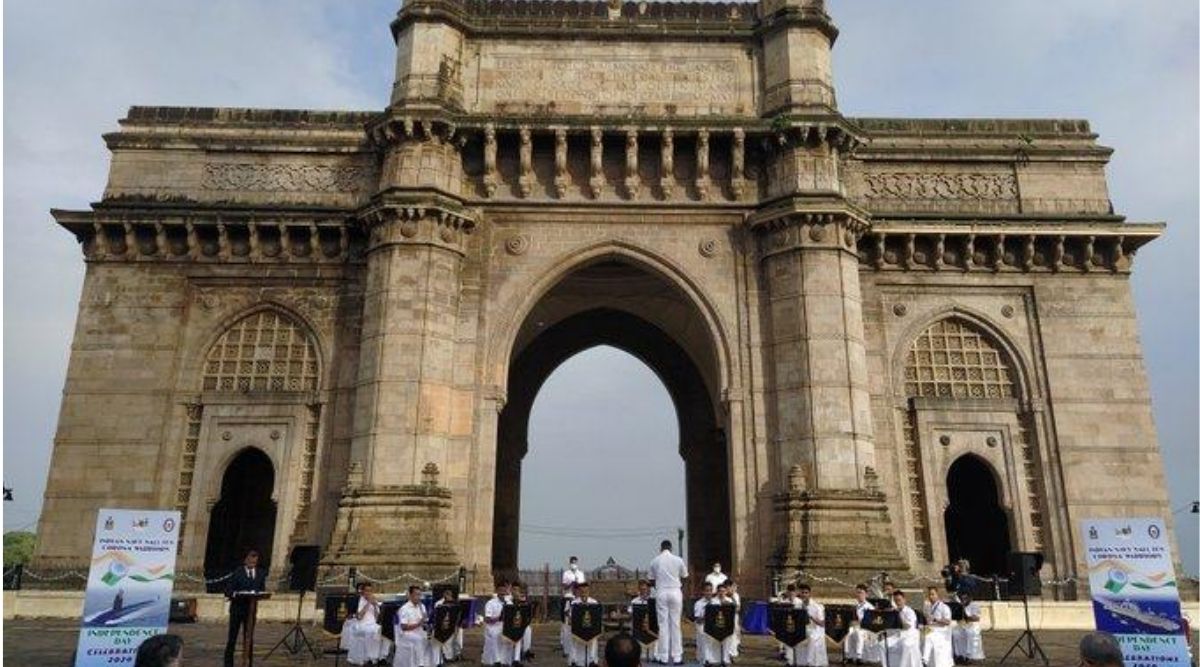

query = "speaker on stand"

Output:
[[999, 551, 1048, 666], [264, 545, 321, 660]]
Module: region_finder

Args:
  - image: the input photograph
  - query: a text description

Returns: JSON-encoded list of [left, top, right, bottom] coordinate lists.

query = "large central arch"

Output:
[[492, 258, 732, 577]]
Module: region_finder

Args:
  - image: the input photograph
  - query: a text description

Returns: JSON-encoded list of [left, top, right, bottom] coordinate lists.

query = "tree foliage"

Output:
[[4, 531, 37, 566]]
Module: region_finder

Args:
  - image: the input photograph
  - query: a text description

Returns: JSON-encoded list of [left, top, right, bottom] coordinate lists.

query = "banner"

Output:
[[75, 509, 180, 667], [1082, 517, 1189, 667]]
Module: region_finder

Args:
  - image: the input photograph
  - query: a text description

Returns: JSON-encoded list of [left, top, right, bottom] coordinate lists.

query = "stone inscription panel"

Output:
[[469, 41, 756, 117]]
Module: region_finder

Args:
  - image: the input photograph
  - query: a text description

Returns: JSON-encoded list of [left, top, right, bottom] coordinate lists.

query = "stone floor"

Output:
[[0, 619, 1113, 667], [0, 618, 1172, 666]]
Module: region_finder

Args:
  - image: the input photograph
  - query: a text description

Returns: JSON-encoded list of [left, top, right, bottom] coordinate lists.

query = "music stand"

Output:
[[263, 589, 319, 661], [862, 609, 899, 667], [998, 594, 1048, 666], [234, 591, 271, 667]]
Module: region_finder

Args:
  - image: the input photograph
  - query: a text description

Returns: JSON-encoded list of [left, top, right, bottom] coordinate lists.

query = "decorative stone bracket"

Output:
[[749, 208, 872, 259], [54, 210, 366, 264], [858, 223, 1162, 274], [359, 200, 477, 256]]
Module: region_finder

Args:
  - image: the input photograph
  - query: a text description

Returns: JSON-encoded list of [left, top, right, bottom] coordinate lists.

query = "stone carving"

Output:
[[660, 129, 675, 198], [698, 239, 718, 258], [731, 128, 746, 200], [483, 124, 499, 198], [505, 235, 530, 256], [695, 129, 710, 201], [861, 172, 1017, 201], [518, 127, 533, 198], [553, 129, 568, 198], [624, 129, 640, 199], [202, 163, 364, 193], [589, 127, 604, 199]]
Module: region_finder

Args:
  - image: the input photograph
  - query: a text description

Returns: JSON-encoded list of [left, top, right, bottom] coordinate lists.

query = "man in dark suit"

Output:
[[224, 548, 269, 667]]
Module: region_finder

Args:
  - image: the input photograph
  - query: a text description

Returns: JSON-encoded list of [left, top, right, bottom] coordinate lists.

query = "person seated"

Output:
[[134, 633, 183, 667], [951, 592, 984, 664], [605, 632, 643, 667], [340, 581, 391, 666], [1078, 631, 1124, 667], [395, 585, 430, 667]]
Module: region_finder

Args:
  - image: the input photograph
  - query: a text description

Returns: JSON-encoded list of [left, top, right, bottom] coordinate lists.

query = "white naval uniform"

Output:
[[704, 571, 728, 590], [884, 606, 921, 667], [341, 595, 392, 665], [798, 600, 828, 667], [693, 597, 720, 665], [629, 595, 657, 660], [561, 568, 585, 653], [482, 595, 506, 666], [952, 602, 984, 661], [649, 549, 688, 664], [728, 591, 742, 658], [844, 600, 880, 664], [567, 596, 600, 667], [506, 599, 533, 664], [922, 601, 953, 667], [434, 598, 463, 661], [394, 600, 429, 667]]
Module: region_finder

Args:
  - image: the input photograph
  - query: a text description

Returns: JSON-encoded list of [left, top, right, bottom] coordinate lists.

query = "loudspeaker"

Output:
[[289, 545, 320, 592], [1006, 551, 1044, 597]]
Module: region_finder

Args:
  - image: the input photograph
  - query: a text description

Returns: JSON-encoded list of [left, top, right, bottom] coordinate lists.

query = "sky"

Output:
[[3, 1, 1196, 575]]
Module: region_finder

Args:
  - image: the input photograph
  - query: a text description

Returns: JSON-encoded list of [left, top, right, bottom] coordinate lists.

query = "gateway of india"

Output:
[[35, 0, 1181, 595]]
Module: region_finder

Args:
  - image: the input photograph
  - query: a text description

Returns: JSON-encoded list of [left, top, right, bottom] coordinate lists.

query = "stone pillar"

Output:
[[322, 202, 475, 579], [753, 205, 908, 585]]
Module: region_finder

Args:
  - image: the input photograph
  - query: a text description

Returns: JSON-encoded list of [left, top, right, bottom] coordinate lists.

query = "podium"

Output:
[[234, 591, 272, 667]]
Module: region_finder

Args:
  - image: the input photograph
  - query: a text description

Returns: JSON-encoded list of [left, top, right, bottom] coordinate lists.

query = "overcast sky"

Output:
[[4, 1, 1196, 576]]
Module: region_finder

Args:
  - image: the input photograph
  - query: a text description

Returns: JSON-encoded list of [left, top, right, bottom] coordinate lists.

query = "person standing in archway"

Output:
[[223, 548, 267, 667], [648, 540, 688, 665], [703, 563, 727, 590], [562, 557, 586, 655]]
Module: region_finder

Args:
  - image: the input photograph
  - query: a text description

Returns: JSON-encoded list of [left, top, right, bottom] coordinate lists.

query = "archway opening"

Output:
[[204, 448, 277, 584], [494, 259, 731, 581], [944, 454, 1010, 576], [518, 346, 685, 571]]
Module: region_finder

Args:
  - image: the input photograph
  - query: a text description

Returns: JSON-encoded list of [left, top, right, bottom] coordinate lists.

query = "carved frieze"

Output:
[[860, 171, 1017, 201], [203, 163, 366, 193]]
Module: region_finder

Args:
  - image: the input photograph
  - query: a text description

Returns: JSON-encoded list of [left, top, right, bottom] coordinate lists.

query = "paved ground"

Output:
[[4, 618, 1144, 666]]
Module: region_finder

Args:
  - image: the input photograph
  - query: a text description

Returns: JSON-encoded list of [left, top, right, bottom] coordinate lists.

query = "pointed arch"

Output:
[[199, 305, 322, 393], [486, 240, 734, 398]]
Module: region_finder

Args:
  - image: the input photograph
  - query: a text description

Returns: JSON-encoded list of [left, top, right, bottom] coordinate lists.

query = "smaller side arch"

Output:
[[202, 447, 279, 583], [943, 453, 1012, 577]]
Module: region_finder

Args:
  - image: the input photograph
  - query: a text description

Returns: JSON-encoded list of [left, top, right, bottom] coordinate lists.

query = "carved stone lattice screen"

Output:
[[904, 318, 1016, 399], [202, 311, 318, 393], [900, 316, 1024, 562]]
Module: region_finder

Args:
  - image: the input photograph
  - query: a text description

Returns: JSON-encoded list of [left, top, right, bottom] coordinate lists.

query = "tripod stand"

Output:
[[999, 594, 1048, 666], [264, 589, 320, 660]]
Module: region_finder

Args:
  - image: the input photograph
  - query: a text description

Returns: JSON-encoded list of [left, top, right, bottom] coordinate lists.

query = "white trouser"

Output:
[[340, 619, 391, 665], [569, 637, 598, 666], [393, 629, 428, 667], [952, 624, 984, 660], [655, 588, 684, 663], [482, 624, 503, 665]]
